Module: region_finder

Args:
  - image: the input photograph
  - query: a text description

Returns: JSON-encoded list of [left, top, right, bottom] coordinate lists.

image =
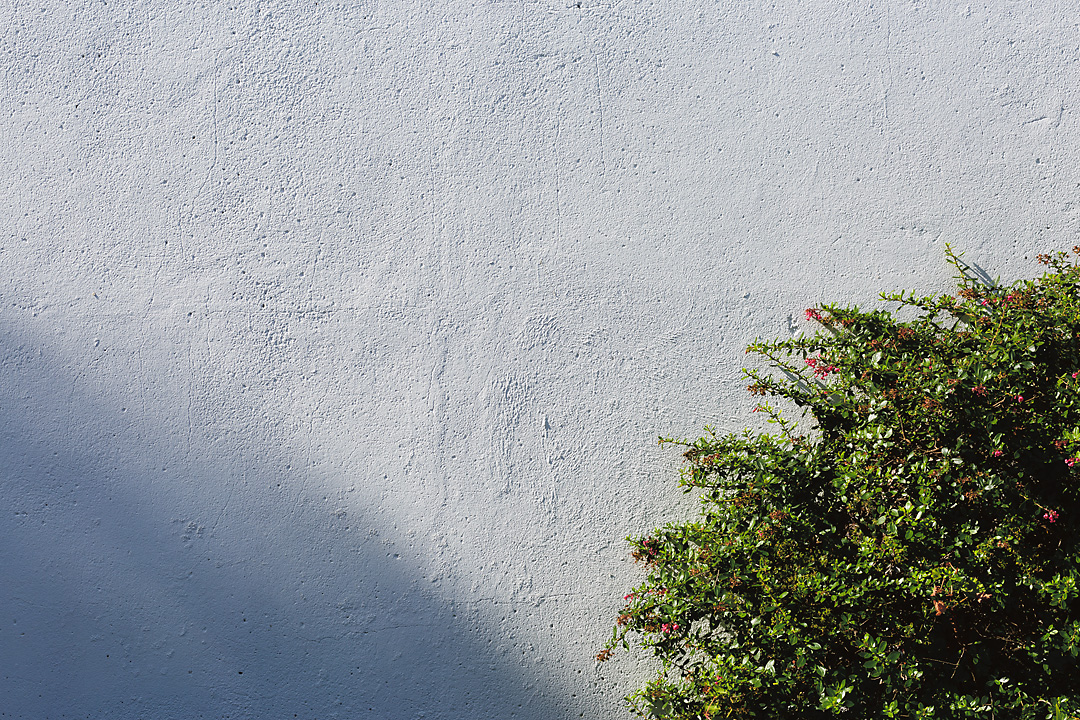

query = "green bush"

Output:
[[599, 248, 1080, 719]]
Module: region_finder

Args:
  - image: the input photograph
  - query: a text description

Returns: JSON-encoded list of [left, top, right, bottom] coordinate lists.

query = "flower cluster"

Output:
[[980, 293, 1021, 306], [804, 356, 839, 379], [1044, 509, 1060, 523]]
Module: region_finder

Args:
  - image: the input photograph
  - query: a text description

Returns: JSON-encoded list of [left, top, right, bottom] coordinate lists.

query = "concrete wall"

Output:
[[2, 1, 1078, 717]]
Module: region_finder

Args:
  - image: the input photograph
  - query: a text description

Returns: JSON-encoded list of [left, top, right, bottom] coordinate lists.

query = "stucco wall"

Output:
[[2, 1, 1079, 718]]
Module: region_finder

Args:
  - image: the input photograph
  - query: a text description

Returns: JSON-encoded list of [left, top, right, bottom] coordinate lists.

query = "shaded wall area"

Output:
[[0, 320, 575, 719]]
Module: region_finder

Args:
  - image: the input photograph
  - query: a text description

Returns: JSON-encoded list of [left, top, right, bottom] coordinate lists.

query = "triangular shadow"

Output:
[[0, 322, 567, 718]]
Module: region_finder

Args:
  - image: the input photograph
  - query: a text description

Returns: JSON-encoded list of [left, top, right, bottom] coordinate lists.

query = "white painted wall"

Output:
[[2, 1, 1078, 717]]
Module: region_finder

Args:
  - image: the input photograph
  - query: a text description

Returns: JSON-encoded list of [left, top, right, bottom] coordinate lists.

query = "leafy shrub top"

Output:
[[600, 249, 1080, 720]]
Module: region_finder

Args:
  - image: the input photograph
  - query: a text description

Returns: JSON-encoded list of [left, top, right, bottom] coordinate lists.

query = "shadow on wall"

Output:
[[0, 322, 565, 720]]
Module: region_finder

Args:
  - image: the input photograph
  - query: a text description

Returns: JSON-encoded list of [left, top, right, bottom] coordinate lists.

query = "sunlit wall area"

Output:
[[2, 2, 1079, 718]]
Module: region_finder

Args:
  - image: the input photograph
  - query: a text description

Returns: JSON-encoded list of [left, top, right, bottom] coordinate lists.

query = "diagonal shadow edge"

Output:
[[0, 320, 572, 720]]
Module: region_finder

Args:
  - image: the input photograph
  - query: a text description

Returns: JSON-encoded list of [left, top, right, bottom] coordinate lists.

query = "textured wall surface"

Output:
[[2, 1, 1079, 718]]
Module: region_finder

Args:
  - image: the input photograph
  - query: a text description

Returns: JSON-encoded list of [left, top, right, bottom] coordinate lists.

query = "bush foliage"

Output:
[[600, 249, 1080, 719]]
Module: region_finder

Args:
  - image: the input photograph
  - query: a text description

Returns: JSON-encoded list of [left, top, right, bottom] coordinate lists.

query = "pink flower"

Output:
[[1016, 395, 1024, 402], [805, 357, 838, 379], [660, 623, 680, 634], [992, 450, 1003, 458], [805, 308, 823, 322], [1072, 372, 1078, 379], [624, 593, 635, 601], [1044, 509, 1059, 523], [1067, 458, 1080, 468]]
